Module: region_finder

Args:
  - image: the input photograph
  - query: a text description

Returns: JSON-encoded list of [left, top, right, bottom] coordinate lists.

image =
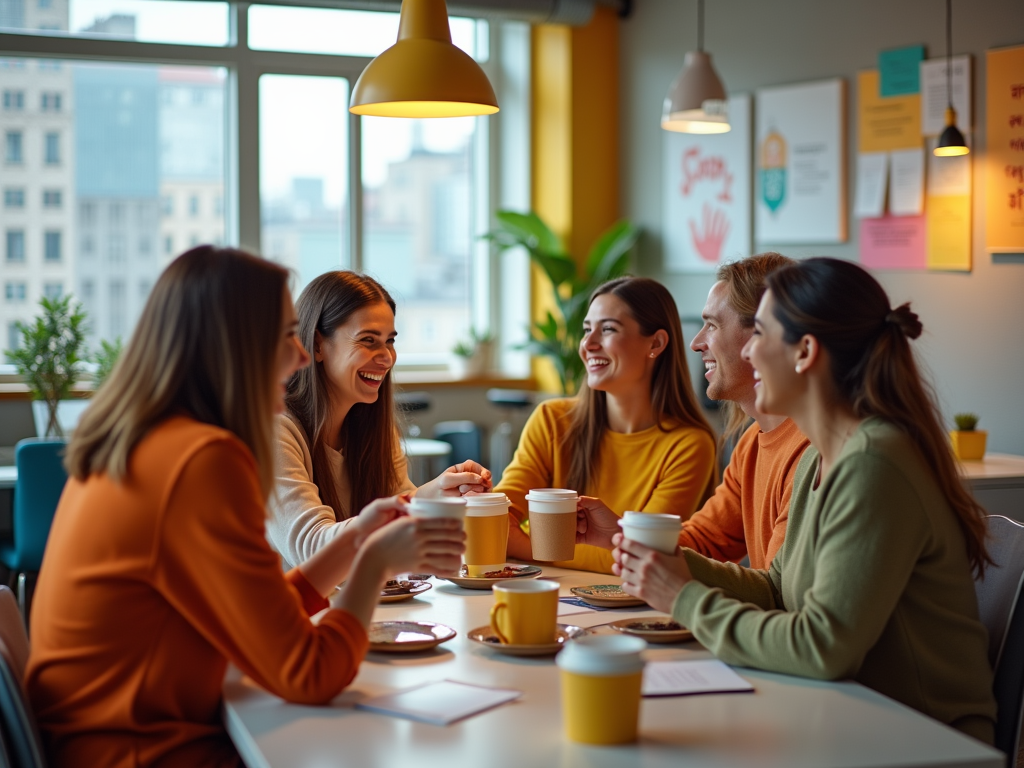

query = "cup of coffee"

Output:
[[407, 496, 467, 524], [556, 634, 647, 744], [464, 493, 510, 576], [618, 512, 682, 555], [489, 579, 559, 645], [526, 489, 578, 561]]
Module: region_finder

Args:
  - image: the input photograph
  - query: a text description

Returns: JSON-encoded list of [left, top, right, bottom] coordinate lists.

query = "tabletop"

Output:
[[223, 566, 1003, 768], [0, 466, 15, 490]]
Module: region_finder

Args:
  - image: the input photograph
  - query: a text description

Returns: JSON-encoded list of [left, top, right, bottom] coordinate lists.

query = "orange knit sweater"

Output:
[[26, 417, 369, 768]]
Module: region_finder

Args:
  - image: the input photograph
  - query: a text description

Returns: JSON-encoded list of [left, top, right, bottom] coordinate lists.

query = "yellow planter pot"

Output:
[[950, 430, 987, 461]]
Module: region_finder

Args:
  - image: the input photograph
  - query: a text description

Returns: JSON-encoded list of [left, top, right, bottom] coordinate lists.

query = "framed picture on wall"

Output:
[[663, 94, 752, 273], [755, 78, 847, 244]]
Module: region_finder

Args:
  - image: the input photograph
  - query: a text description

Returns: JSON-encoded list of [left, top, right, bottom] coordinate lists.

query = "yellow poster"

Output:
[[926, 138, 972, 270], [985, 45, 1024, 252], [857, 71, 922, 153]]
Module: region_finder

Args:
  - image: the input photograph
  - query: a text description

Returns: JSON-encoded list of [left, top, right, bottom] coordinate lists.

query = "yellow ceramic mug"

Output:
[[489, 579, 559, 645], [556, 635, 647, 744]]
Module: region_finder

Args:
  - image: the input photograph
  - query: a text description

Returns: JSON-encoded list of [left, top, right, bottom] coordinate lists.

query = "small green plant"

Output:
[[452, 340, 476, 358], [483, 211, 640, 395], [93, 337, 123, 389], [4, 295, 88, 437], [452, 328, 494, 358], [953, 413, 980, 431]]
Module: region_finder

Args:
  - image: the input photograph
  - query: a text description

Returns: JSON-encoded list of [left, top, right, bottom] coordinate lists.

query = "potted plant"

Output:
[[4, 295, 89, 438], [450, 328, 494, 378], [92, 337, 124, 390], [950, 413, 987, 461], [484, 211, 640, 395]]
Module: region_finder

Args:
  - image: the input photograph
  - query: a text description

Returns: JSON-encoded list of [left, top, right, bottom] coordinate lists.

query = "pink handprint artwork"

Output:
[[689, 204, 731, 263]]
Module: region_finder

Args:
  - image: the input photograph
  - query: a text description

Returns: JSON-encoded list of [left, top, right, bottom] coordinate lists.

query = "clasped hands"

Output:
[[575, 497, 694, 614], [417, 460, 493, 497]]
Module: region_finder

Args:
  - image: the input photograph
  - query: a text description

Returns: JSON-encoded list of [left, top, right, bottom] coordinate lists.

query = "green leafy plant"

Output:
[[93, 337, 123, 389], [484, 210, 640, 395], [452, 328, 494, 358], [4, 295, 88, 437], [953, 413, 980, 431]]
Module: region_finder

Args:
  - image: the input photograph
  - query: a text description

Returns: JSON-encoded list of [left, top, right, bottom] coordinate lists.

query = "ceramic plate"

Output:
[[467, 624, 588, 656], [608, 618, 693, 643], [378, 580, 432, 603], [439, 565, 543, 590], [569, 585, 646, 608], [367, 621, 457, 653]]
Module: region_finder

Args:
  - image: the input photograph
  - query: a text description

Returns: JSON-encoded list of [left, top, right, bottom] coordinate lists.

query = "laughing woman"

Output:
[[498, 276, 717, 573], [614, 258, 995, 743], [268, 271, 492, 569]]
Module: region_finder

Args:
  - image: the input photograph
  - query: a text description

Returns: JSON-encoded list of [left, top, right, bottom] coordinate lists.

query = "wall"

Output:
[[621, 0, 1024, 453]]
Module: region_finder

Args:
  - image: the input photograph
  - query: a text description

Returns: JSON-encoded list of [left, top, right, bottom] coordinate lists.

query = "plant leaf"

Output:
[[585, 220, 640, 283]]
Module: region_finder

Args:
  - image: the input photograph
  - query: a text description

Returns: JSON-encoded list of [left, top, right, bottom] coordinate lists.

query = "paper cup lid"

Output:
[[556, 634, 647, 675], [526, 488, 578, 502], [618, 513, 682, 529], [464, 493, 509, 507], [408, 497, 467, 516]]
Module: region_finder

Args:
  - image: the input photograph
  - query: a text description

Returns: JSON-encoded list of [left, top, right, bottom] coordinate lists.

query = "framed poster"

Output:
[[986, 44, 1024, 253], [663, 95, 752, 273], [756, 79, 847, 243]]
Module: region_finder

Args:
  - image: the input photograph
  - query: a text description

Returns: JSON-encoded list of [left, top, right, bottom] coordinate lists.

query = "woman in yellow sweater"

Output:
[[499, 276, 716, 573], [26, 247, 465, 767]]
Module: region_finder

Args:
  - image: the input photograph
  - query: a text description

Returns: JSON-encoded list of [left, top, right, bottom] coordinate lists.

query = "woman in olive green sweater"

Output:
[[614, 258, 996, 744]]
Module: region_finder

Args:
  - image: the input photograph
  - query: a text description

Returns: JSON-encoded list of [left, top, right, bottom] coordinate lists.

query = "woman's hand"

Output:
[[613, 532, 693, 613], [361, 516, 465, 578], [575, 496, 621, 550], [417, 460, 493, 497], [352, 494, 410, 546]]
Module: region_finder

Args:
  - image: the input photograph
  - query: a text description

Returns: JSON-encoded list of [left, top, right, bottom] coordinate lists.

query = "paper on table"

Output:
[[557, 600, 595, 616], [854, 152, 888, 217], [890, 149, 925, 216], [355, 680, 522, 726], [642, 660, 754, 697]]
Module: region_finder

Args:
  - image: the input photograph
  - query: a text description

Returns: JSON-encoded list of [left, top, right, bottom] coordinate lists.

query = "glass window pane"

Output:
[[362, 116, 479, 364], [259, 75, 350, 296], [0, 57, 227, 356], [248, 6, 485, 61], [1, 0, 229, 47]]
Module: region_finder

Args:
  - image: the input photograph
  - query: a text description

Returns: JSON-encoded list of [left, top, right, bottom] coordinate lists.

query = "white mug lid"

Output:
[[618, 513, 682, 529], [556, 634, 647, 675]]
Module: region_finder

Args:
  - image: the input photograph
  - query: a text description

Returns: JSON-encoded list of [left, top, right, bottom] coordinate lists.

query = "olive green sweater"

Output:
[[672, 417, 996, 744]]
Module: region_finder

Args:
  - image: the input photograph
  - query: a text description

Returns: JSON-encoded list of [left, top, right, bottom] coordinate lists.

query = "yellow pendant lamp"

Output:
[[933, 0, 968, 156], [349, 0, 499, 118]]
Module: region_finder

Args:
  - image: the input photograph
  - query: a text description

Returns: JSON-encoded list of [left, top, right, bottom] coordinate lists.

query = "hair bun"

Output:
[[886, 303, 922, 340]]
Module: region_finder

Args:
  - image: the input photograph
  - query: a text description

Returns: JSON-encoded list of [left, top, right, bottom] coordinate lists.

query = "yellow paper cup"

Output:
[[464, 493, 510, 576], [556, 635, 646, 744], [489, 579, 559, 645]]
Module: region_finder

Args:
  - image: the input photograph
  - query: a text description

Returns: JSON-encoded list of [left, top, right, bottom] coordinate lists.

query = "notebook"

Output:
[[354, 680, 522, 725]]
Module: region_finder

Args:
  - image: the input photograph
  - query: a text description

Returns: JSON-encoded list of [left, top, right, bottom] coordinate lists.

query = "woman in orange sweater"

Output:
[[25, 247, 465, 768]]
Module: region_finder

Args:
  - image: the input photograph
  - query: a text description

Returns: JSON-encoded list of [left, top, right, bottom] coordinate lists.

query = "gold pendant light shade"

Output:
[[349, 0, 499, 118]]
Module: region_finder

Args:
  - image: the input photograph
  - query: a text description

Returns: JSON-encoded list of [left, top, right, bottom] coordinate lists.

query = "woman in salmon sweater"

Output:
[[498, 276, 717, 573], [25, 247, 465, 768]]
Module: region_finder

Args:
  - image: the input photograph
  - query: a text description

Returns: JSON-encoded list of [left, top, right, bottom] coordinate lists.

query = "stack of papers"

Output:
[[355, 680, 522, 726], [642, 660, 754, 697]]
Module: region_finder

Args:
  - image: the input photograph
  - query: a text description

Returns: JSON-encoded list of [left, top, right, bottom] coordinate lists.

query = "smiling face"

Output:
[[274, 290, 311, 415], [742, 290, 802, 417], [317, 301, 397, 411], [579, 293, 663, 395], [690, 280, 756, 407]]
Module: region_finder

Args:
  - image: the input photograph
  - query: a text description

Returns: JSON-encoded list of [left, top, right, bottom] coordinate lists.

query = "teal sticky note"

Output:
[[879, 46, 925, 96]]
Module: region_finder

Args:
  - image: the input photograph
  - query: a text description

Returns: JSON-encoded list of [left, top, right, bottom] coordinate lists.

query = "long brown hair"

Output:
[[66, 246, 287, 499], [715, 252, 794, 443], [766, 257, 990, 574], [286, 271, 400, 518], [563, 277, 716, 497]]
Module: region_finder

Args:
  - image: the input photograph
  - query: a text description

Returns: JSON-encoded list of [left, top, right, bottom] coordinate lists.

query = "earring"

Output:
[[649, 353, 656, 358], [795, 365, 801, 373]]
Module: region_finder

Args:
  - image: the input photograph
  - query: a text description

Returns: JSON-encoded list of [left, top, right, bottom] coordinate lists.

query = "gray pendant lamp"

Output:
[[933, 0, 968, 156], [661, 0, 730, 133]]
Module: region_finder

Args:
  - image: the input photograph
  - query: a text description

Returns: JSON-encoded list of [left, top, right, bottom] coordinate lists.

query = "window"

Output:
[[80, 280, 94, 300], [44, 132, 60, 164], [43, 282, 62, 300], [80, 202, 95, 224], [5, 231, 25, 263], [5, 283, 27, 302], [161, 195, 173, 216], [164, 235, 174, 255], [188, 194, 199, 216], [44, 231, 61, 262], [40, 91, 62, 111], [139, 237, 152, 256], [6, 323, 19, 352], [43, 189, 62, 208], [5, 132, 23, 163], [108, 236, 126, 263], [2, 90, 24, 110], [38, 0, 53, 8], [81, 236, 94, 256], [109, 280, 125, 339], [3, 188, 25, 208]]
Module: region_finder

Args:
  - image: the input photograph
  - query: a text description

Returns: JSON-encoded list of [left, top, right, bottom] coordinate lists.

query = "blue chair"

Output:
[[975, 515, 1024, 766], [0, 585, 45, 767], [0, 440, 68, 617]]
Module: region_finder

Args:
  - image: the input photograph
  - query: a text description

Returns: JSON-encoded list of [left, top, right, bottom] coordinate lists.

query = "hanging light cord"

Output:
[[945, 0, 953, 110], [698, 0, 704, 53]]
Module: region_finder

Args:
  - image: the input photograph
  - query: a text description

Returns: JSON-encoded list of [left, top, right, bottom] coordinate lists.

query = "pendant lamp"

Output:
[[934, 0, 968, 156], [661, 0, 729, 134], [349, 0, 498, 118]]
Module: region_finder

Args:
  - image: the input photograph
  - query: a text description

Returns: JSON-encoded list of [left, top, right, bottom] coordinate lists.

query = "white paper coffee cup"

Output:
[[408, 497, 467, 522], [618, 512, 681, 555]]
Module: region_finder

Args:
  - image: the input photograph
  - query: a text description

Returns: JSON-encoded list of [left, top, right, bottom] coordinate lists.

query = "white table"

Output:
[[0, 466, 15, 490], [961, 453, 1024, 523], [223, 567, 1003, 768], [402, 437, 453, 486]]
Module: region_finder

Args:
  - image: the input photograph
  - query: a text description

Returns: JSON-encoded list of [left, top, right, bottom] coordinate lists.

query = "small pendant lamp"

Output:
[[934, 0, 968, 156], [661, 0, 729, 134], [349, 0, 498, 118]]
